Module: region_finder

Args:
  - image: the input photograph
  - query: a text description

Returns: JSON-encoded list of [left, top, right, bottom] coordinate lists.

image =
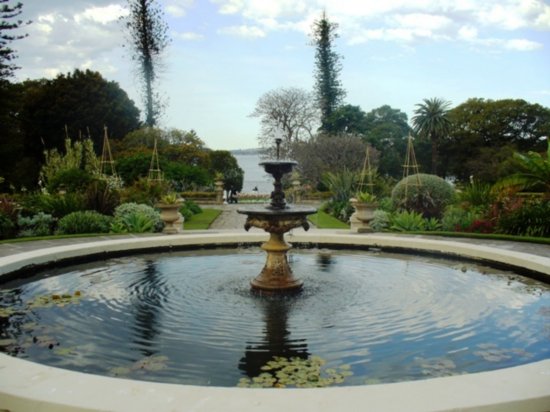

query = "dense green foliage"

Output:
[[497, 200, 550, 237], [0, 70, 140, 190], [392, 173, 455, 218], [56, 211, 113, 235], [17, 212, 54, 237], [389, 210, 426, 232], [443, 99, 550, 182]]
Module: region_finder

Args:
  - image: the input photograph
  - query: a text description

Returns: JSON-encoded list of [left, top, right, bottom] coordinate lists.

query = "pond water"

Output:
[[0, 248, 549, 388]]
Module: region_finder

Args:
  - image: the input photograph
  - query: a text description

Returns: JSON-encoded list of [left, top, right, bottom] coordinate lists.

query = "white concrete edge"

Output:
[[0, 232, 549, 412]]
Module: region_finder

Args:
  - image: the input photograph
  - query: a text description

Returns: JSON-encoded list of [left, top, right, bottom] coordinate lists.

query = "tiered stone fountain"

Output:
[[238, 139, 316, 293]]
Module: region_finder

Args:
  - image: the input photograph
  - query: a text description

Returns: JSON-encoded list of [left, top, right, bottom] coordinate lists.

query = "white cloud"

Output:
[[392, 13, 452, 31], [214, 0, 245, 15], [458, 25, 478, 40], [210, 0, 547, 52], [175, 31, 204, 40], [504, 38, 543, 51], [165, 0, 194, 17], [75, 4, 128, 25], [218, 25, 266, 38]]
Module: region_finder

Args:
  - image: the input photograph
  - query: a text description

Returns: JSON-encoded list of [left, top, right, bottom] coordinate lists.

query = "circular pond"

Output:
[[1, 247, 549, 388]]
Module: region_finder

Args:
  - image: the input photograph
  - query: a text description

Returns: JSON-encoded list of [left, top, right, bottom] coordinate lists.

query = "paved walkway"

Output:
[[0, 203, 548, 259]]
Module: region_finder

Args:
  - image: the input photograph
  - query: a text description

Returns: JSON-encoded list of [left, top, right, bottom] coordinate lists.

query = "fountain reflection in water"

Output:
[[238, 138, 316, 293]]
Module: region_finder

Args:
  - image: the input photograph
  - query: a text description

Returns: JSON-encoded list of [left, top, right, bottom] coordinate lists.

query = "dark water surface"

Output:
[[1, 248, 549, 387]]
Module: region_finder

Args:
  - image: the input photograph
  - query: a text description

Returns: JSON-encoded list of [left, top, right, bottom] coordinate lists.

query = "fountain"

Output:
[[0, 140, 549, 409], [237, 138, 316, 293]]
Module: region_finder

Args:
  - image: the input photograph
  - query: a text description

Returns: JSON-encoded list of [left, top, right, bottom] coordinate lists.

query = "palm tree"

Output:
[[412, 98, 451, 175]]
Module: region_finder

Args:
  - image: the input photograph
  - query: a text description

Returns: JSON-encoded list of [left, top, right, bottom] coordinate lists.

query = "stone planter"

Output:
[[215, 180, 224, 204], [156, 202, 183, 234], [349, 198, 378, 233]]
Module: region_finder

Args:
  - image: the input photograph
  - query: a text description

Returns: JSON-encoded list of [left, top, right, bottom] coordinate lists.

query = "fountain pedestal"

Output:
[[237, 144, 316, 293], [238, 206, 315, 292]]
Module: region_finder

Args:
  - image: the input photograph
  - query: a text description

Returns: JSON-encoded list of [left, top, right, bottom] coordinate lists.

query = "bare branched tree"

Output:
[[250, 87, 319, 156]]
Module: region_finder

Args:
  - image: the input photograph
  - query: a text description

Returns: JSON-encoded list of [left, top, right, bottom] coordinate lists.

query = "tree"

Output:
[[311, 11, 346, 131], [19, 70, 140, 151], [0, 0, 30, 80], [443, 98, 550, 182], [323, 104, 366, 135], [412, 97, 451, 175], [363, 105, 412, 178], [0, 80, 23, 190], [123, 0, 170, 126], [291, 133, 367, 186], [6, 70, 140, 189], [209, 150, 244, 194], [250, 87, 319, 153]]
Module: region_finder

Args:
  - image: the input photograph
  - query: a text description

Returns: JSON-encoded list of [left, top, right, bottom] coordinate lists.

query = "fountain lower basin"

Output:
[[0, 232, 549, 412]]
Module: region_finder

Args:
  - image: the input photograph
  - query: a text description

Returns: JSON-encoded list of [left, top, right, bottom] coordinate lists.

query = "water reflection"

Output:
[[317, 251, 333, 271], [129, 260, 162, 357], [239, 294, 309, 378]]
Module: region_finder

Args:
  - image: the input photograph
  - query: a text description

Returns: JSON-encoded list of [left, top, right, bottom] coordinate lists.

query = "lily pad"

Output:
[[237, 355, 353, 388], [27, 291, 83, 310]]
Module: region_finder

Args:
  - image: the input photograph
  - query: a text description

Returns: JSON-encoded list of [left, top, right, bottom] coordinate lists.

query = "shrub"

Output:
[[23, 193, 86, 219], [47, 167, 94, 193], [441, 205, 480, 231], [371, 210, 390, 232], [85, 180, 120, 215], [0, 213, 15, 239], [389, 210, 426, 232], [110, 211, 154, 233], [424, 217, 442, 231], [497, 201, 550, 237], [0, 195, 18, 239], [391, 173, 454, 218], [56, 211, 113, 235], [458, 181, 494, 210], [112, 203, 162, 233], [120, 177, 169, 206], [17, 212, 55, 237], [322, 170, 358, 203], [179, 200, 202, 221], [322, 200, 354, 223]]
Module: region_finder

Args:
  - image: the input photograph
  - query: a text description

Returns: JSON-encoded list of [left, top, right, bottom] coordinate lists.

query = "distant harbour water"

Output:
[[233, 152, 272, 194]]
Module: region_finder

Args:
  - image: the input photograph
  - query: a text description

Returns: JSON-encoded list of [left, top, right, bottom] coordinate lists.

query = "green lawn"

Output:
[[308, 210, 349, 229], [184, 208, 222, 230]]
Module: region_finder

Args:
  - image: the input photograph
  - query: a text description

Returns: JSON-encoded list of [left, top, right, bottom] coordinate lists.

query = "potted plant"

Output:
[[156, 193, 183, 234], [350, 192, 378, 233]]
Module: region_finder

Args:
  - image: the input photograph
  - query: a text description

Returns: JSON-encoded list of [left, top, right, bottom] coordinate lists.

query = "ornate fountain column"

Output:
[[238, 138, 316, 293]]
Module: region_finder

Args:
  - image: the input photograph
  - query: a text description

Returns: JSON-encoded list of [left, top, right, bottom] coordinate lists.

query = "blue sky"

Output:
[[15, 0, 550, 150]]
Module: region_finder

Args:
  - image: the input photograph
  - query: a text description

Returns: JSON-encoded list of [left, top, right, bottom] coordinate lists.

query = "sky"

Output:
[[12, 0, 550, 150]]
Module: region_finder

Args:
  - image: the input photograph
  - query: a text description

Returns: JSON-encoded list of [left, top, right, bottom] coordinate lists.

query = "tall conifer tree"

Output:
[[124, 0, 169, 126], [0, 0, 30, 80], [311, 11, 346, 132]]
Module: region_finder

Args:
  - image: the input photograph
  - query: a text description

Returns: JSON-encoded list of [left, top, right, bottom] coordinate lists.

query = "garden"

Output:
[[314, 139, 550, 242]]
